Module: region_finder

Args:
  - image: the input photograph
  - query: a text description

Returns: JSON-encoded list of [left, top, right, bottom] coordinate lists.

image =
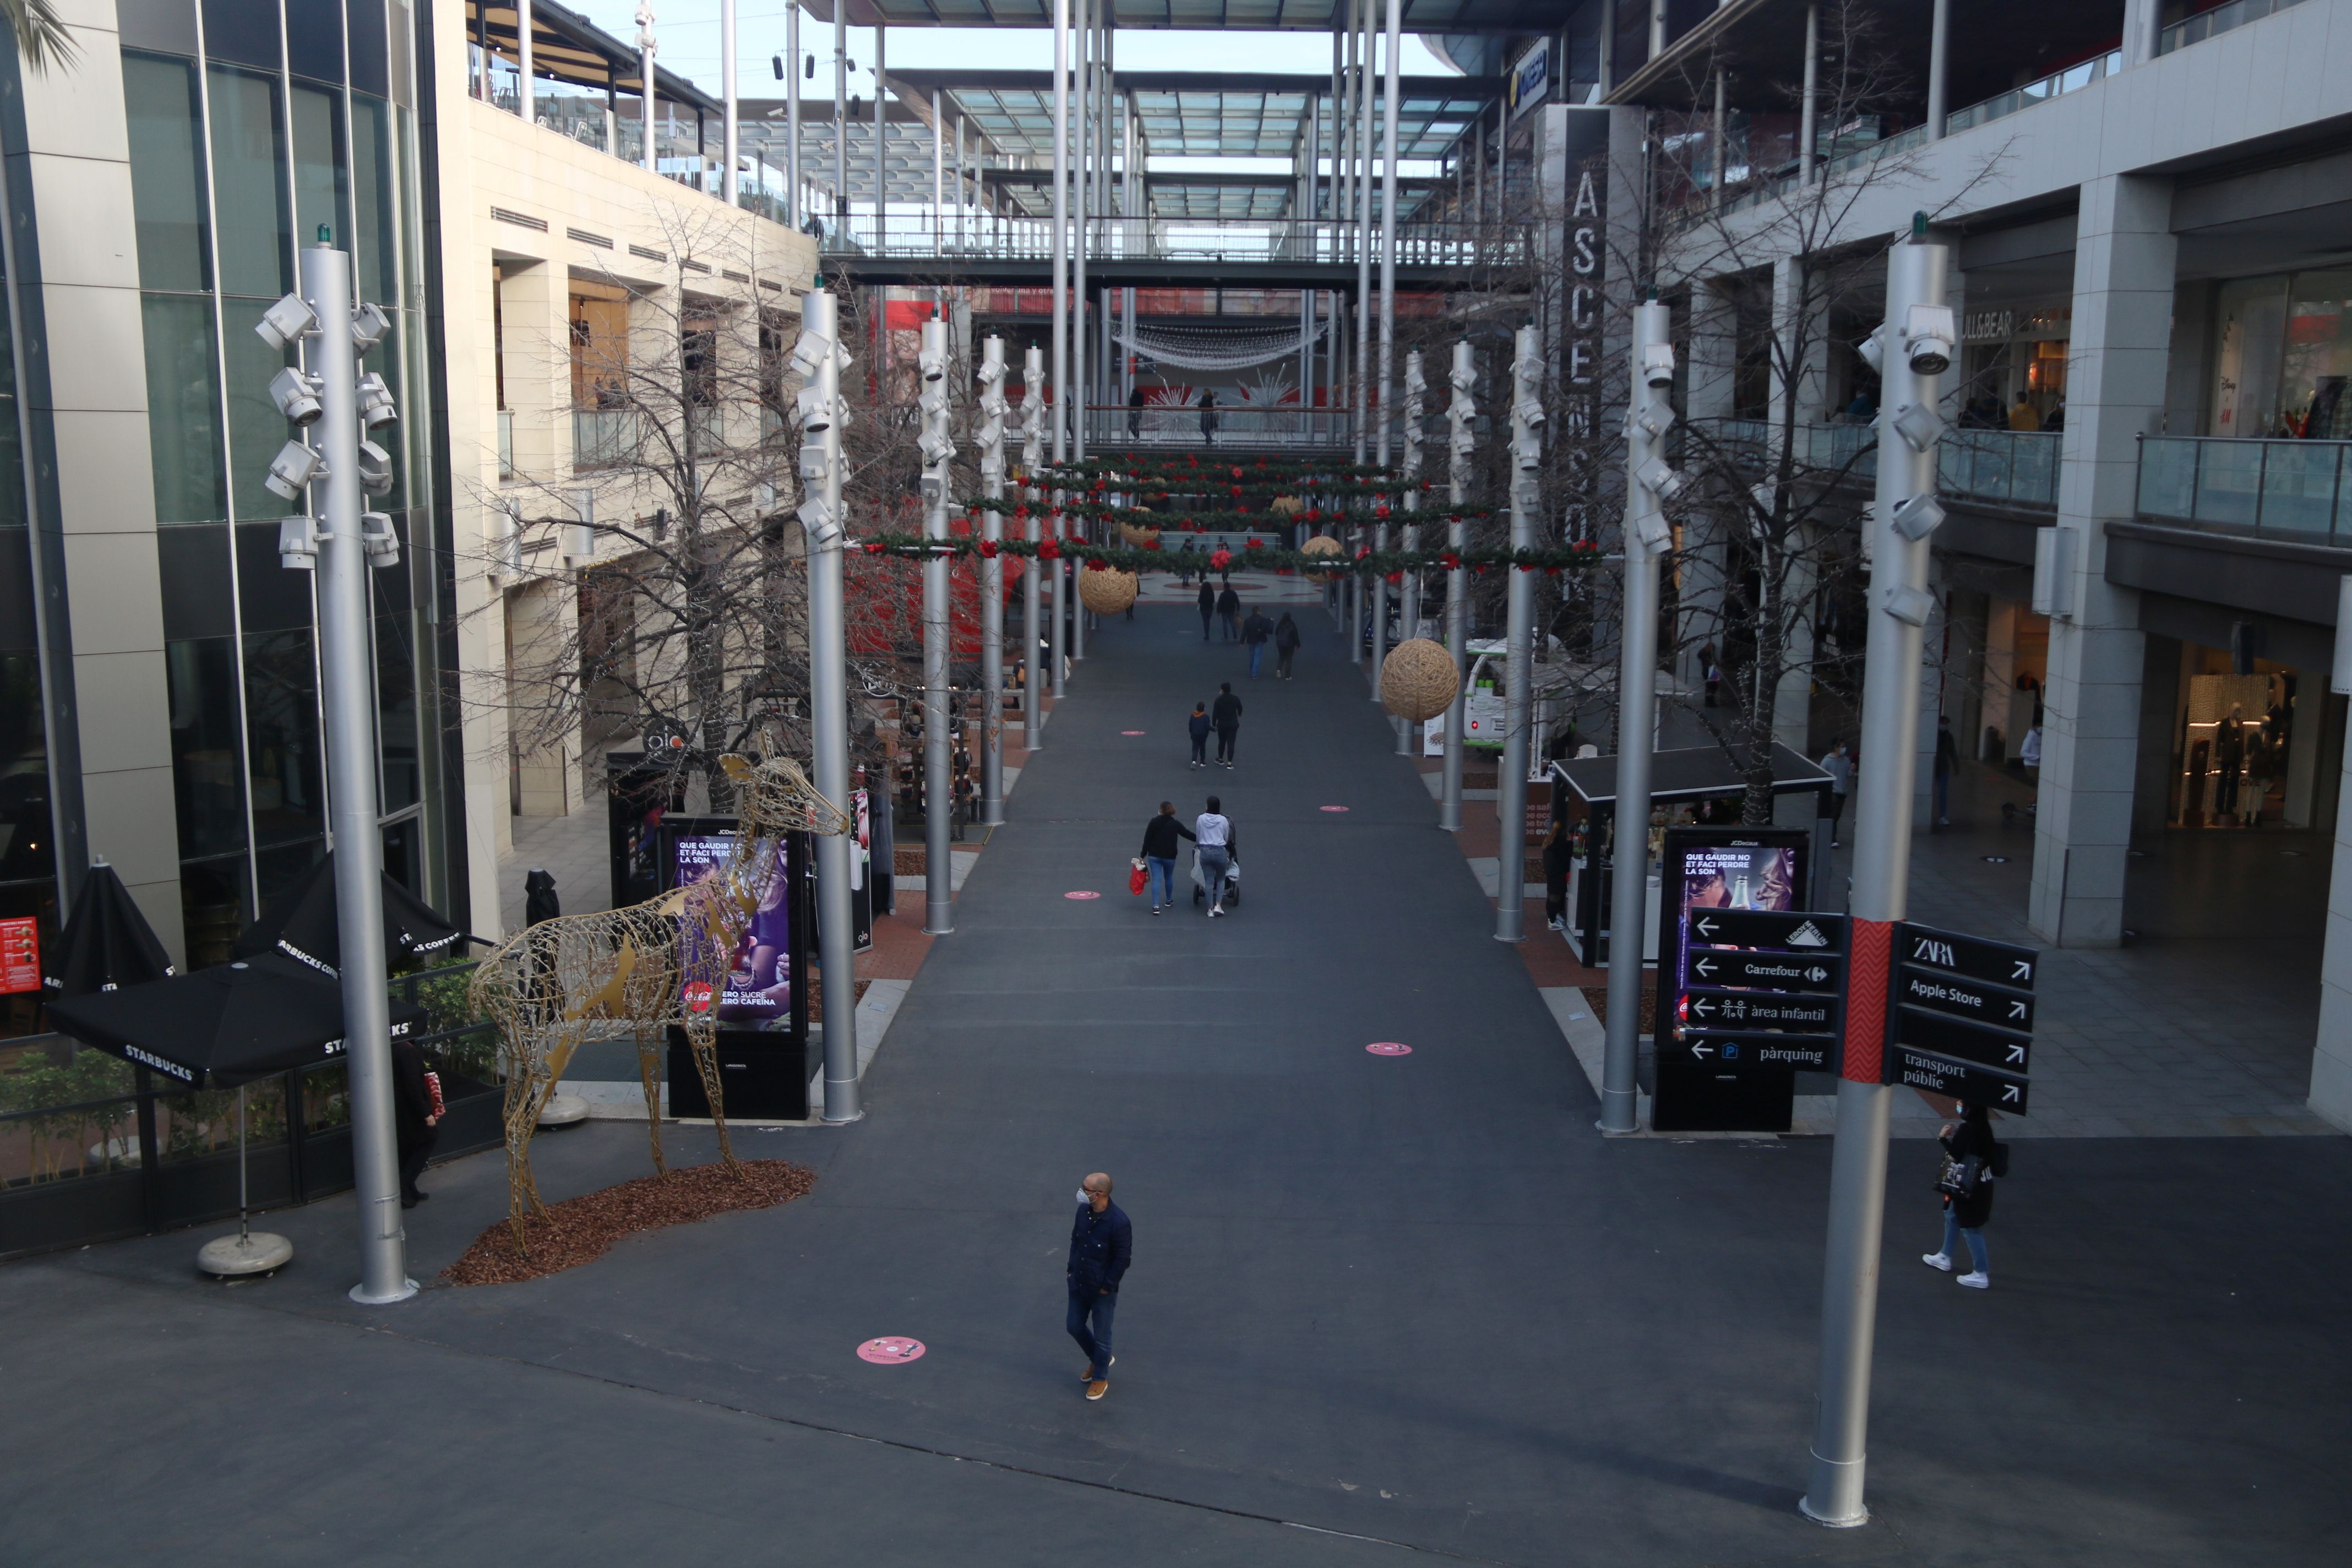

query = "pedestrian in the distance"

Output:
[[1274, 611, 1300, 679], [1197, 579, 1217, 640], [1923, 1101, 2005, 1290], [1211, 683, 1243, 767], [1068, 1172, 1133, 1400], [1195, 795, 1234, 916], [1819, 739, 1853, 848], [1705, 661, 1723, 708], [1139, 801, 1193, 914], [391, 1028, 440, 1210], [1199, 388, 1218, 446], [1541, 815, 1573, 933], [1243, 607, 1273, 677], [1933, 714, 1958, 828], [1128, 382, 1146, 439], [1217, 584, 1242, 641]]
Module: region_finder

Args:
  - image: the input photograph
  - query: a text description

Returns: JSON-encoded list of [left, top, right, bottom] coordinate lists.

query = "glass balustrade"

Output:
[[2138, 437, 2352, 544]]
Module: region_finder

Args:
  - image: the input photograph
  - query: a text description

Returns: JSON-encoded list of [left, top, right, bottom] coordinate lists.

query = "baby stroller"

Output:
[[1190, 847, 1240, 908]]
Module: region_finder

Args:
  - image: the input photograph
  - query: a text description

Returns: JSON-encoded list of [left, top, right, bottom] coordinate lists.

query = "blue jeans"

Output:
[[1146, 856, 1175, 906], [1248, 642, 1266, 677], [1198, 846, 1232, 903], [1941, 1210, 1989, 1273], [1933, 768, 1951, 821], [1068, 1286, 1117, 1374]]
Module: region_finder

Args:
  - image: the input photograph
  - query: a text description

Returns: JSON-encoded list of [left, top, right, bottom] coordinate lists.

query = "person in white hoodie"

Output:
[[1195, 797, 1234, 917]]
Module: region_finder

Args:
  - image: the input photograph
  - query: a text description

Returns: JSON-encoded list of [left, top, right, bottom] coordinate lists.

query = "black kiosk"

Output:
[[656, 816, 815, 1121]]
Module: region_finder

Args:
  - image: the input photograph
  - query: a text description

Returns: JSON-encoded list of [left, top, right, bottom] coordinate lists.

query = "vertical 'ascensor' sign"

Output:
[[1555, 107, 1613, 537]]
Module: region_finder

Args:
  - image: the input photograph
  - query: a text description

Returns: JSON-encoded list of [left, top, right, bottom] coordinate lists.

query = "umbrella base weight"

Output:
[[537, 1092, 590, 1128], [198, 1231, 293, 1277]]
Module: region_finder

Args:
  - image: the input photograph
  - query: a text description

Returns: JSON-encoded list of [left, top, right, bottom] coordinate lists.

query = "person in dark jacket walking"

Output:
[[1242, 608, 1273, 677], [1139, 801, 1194, 913], [1199, 388, 1218, 445], [1273, 612, 1301, 678], [1197, 580, 1217, 640], [391, 1030, 440, 1208], [1216, 584, 1242, 641], [1128, 382, 1146, 439], [1541, 816, 1573, 932], [1068, 1172, 1133, 1399], [1188, 701, 1212, 768], [1211, 683, 1243, 766], [1923, 1101, 2001, 1289]]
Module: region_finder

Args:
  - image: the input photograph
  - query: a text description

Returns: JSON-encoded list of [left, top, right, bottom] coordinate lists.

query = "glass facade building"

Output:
[[0, 0, 456, 1034]]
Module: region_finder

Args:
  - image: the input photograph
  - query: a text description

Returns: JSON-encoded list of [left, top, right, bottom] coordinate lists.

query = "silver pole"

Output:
[[1071, 0, 1090, 471], [873, 24, 886, 232], [799, 291, 862, 1123], [1022, 345, 1046, 753], [1602, 300, 1673, 1133], [832, 5, 846, 225], [1051, 0, 1069, 471], [638, 3, 658, 173], [1927, 0, 1951, 137], [1375, 0, 1401, 725], [785, 4, 800, 227], [978, 335, 1008, 825], [1799, 3, 1819, 188], [1351, 0, 1371, 464], [1495, 322, 1541, 945], [1397, 347, 1424, 758], [298, 243, 411, 1305], [519, 0, 535, 121], [932, 90, 945, 251], [1370, 520, 1389, 699], [721, 0, 738, 204], [919, 317, 955, 936], [1440, 339, 1472, 832], [1802, 236, 1948, 1529]]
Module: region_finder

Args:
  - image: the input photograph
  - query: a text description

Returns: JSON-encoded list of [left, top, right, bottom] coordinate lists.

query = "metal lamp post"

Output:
[[259, 242, 410, 1304], [976, 334, 1008, 825], [1021, 345, 1046, 753], [918, 318, 956, 937], [1395, 347, 1424, 757], [793, 290, 862, 1123], [1802, 232, 1952, 1529], [1494, 323, 1542, 944], [1602, 300, 1683, 1134], [1440, 339, 1473, 832]]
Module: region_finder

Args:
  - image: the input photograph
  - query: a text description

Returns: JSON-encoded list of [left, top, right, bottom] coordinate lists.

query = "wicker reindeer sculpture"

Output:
[[469, 754, 851, 1239]]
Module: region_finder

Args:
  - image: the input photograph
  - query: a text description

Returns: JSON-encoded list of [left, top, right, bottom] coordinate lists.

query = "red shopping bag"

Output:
[[1128, 861, 1148, 896]]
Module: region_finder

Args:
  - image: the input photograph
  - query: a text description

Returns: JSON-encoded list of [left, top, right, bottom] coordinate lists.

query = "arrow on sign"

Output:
[[1693, 956, 1718, 979]]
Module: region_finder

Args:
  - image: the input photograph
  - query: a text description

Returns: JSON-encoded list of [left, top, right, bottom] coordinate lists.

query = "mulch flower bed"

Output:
[[894, 848, 927, 876], [443, 1159, 815, 1287]]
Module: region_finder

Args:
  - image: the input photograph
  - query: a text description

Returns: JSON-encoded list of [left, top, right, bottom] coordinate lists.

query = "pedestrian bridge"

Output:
[[820, 216, 1533, 287]]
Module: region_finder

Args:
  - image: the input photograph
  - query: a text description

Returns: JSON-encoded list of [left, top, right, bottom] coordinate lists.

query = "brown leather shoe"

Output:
[[1085, 1379, 1109, 1401]]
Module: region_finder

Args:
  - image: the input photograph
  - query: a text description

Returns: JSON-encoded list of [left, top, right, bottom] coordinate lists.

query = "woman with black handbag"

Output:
[[1924, 1101, 2004, 1290]]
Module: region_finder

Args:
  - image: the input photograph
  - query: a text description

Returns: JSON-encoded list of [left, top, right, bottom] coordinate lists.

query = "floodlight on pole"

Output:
[[1494, 324, 1541, 945], [919, 316, 956, 937], [1439, 338, 1473, 834], [976, 335, 1008, 826]]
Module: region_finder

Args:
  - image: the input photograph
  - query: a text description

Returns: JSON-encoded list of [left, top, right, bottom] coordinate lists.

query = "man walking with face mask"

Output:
[[1067, 1172, 1133, 1401]]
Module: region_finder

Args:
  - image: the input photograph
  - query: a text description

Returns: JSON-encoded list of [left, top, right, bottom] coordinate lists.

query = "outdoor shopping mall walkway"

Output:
[[7, 596, 2350, 1566]]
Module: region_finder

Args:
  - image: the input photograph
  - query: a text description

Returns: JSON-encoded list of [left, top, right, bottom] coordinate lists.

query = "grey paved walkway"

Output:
[[8, 606, 2351, 1565]]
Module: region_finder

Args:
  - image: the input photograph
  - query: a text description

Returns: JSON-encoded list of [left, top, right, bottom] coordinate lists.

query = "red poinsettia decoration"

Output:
[[1210, 548, 1233, 569], [1085, 557, 1109, 571], [1439, 552, 1461, 570], [862, 541, 887, 554], [977, 538, 1000, 558], [1039, 538, 1061, 559], [1244, 538, 1265, 550], [1374, 504, 1391, 519], [1354, 546, 1372, 560], [1385, 570, 1404, 585]]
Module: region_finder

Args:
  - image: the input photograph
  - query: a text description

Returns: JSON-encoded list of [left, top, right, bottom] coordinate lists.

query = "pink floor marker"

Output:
[[1065, 890, 1102, 900], [1320, 805, 1350, 813], [1121, 729, 1146, 735], [1365, 1042, 1413, 1057], [857, 1337, 927, 1364]]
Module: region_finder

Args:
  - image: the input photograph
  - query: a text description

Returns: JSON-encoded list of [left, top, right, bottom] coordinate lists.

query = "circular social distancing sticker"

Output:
[[857, 1337, 927, 1364]]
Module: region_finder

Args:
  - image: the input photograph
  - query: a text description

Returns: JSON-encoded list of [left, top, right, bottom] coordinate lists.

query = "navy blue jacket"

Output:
[[1068, 1200, 1134, 1294]]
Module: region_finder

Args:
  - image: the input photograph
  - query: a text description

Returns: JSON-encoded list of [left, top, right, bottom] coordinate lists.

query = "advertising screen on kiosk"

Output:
[[665, 827, 796, 1026], [1656, 827, 1811, 1046]]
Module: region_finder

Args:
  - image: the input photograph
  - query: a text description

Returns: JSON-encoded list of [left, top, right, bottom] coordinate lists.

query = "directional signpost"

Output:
[[1886, 921, 2036, 1117]]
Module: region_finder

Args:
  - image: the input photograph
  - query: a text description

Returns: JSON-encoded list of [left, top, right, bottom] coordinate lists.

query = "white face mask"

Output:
[[1076, 1189, 1092, 1205]]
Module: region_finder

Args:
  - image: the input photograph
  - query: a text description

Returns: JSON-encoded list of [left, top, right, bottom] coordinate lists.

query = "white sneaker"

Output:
[[1921, 1252, 1952, 1272], [1957, 1271, 1989, 1289]]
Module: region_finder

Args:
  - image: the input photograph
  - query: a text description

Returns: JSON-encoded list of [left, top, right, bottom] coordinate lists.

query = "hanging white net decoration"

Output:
[[1113, 320, 1327, 373]]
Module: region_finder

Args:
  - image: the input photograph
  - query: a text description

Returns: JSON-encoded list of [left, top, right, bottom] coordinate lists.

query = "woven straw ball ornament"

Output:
[[1380, 638, 1461, 722], [1299, 535, 1343, 558], [1077, 565, 1140, 614]]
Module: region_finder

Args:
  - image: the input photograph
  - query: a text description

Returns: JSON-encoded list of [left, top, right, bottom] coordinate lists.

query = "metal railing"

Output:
[[1700, 422, 2061, 509], [1946, 49, 2125, 133], [2137, 435, 2352, 543], [1084, 405, 1356, 451], [573, 407, 639, 469], [2161, 0, 2316, 53], [821, 215, 1533, 271]]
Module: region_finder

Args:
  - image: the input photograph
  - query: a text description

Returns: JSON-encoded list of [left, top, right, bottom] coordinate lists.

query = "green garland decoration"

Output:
[[957, 495, 1498, 530], [847, 532, 1605, 576]]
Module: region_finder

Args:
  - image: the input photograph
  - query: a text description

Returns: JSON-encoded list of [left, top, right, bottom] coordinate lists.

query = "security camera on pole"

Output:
[[976, 335, 1009, 826], [917, 319, 957, 937], [1440, 339, 1474, 834], [259, 239, 410, 1304], [1494, 324, 1543, 944], [1020, 345, 1046, 753], [792, 291, 863, 1123], [1800, 225, 1953, 1529], [1600, 301, 1686, 1135], [1393, 349, 1426, 756]]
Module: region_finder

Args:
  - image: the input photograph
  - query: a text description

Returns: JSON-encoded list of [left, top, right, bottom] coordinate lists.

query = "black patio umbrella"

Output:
[[46, 951, 429, 1090], [233, 852, 469, 977], [43, 861, 175, 1000], [48, 954, 430, 1276]]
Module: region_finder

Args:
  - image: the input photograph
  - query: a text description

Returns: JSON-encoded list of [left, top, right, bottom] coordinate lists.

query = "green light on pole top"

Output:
[[317, 223, 333, 244]]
